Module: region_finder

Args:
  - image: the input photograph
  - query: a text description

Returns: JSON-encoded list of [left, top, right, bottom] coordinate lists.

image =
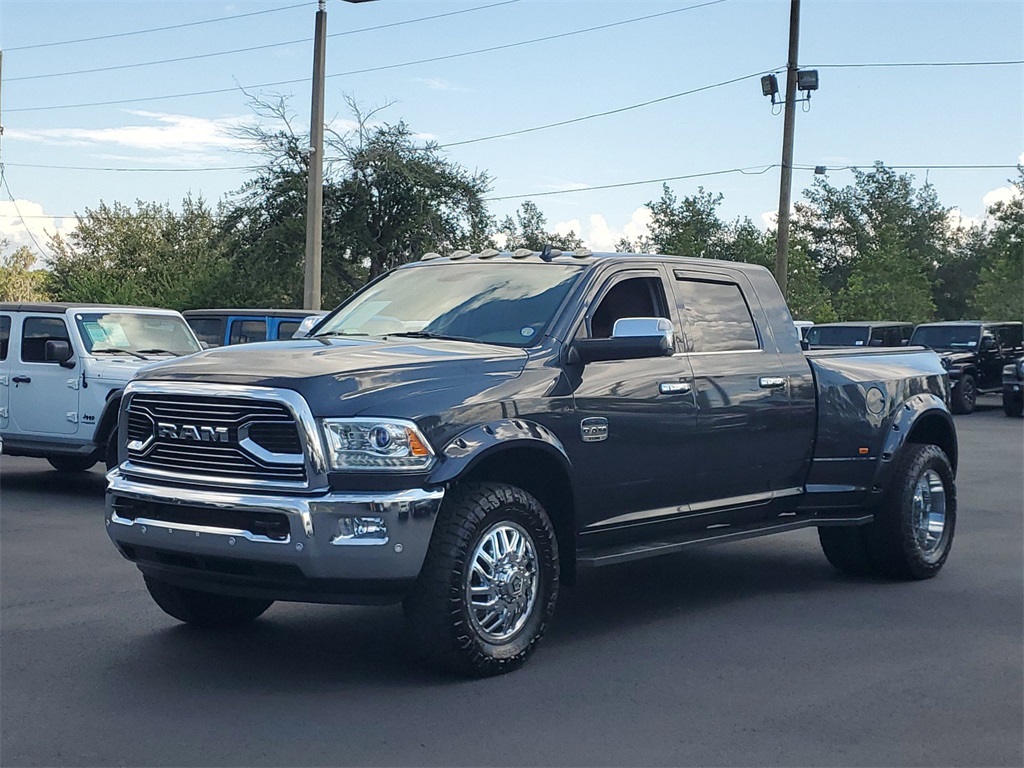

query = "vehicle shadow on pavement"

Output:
[[0, 465, 107, 498]]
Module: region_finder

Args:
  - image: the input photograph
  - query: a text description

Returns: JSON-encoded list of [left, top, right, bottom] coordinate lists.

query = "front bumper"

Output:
[[105, 470, 444, 604]]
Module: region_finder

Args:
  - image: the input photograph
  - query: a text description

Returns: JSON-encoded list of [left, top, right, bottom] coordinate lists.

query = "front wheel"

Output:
[[47, 456, 96, 473], [1003, 391, 1023, 417], [143, 576, 273, 629], [951, 374, 976, 414], [403, 481, 559, 677]]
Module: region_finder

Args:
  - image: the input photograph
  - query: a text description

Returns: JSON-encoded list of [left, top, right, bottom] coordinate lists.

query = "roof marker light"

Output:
[[478, 248, 501, 259], [511, 248, 533, 259], [420, 252, 442, 261], [571, 249, 593, 258], [449, 249, 472, 260]]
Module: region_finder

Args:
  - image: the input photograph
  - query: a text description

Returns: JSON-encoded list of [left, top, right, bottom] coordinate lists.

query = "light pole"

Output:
[[303, 0, 378, 311]]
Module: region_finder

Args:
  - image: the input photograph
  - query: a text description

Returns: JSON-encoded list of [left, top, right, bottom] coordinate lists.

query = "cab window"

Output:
[[672, 277, 760, 352], [229, 319, 267, 345], [0, 316, 10, 361], [588, 276, 670, 339], [188, 317, 226, 347], [277, 320, 301, 340], [21, 317, 70, 363]]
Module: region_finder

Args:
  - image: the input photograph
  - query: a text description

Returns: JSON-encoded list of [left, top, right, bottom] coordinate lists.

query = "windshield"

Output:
[[805, 326, 870, 347], [315, 263, 584, 347], [74, 312, 201, 356], [910, 325, 981, 351]]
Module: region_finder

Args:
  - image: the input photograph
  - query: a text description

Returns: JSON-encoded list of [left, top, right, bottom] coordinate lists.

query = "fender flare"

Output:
[[873, 392, 958, 491], [427, 418, 572, 486], [93, 388, 124, 447]]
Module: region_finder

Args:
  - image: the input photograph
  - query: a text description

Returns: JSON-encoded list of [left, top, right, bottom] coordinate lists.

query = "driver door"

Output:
[[9, 314, 80, 436]]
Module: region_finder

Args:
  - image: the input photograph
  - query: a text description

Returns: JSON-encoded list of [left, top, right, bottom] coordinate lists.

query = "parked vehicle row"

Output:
[[803, 320, 1024, 415], [183, 309, 326, 348], [103, 250, 959, 676]]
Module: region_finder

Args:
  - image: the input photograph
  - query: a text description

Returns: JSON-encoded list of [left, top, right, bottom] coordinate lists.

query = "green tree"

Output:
[[795, 162, 955, 315], [46, 196, 227, 310], [495, 200, 584, 251], [0, 243, 50, 301], [972, 169, 1023, 319]]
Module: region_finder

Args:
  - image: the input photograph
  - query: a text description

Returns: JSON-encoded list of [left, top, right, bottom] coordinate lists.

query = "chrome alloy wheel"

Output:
[[465, 521, 539, 644], [912, 469, 947, 557]]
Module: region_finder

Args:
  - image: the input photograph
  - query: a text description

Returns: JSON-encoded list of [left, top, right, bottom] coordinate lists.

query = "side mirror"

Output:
[[981, 336, 998, 351], [571, 317, 674, 364], [869, 338, 884, 347], [800, 338, 810, 351], [45, 339, 75, 368]]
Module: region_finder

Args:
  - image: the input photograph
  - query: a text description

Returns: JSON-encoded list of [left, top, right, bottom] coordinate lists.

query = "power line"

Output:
[[440, 70, 773, 149], [485, 165, 779, 202], [9, 0, 729, 113], [810, 59, 1024, 69], [0, 167, 49, 254], [5, 3, 308, 52], [8, 1, 523, 83], [796, 163, 1020, 171]]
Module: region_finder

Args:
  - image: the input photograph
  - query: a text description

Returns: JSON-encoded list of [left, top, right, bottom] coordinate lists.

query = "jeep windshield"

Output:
[[910, 325, 981, 351], [315, 262, 585, 347], [74, 312, 201, 357], [805, 326, 869, 347]]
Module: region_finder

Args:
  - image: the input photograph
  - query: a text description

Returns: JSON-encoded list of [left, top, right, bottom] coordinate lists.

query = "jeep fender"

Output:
[[428, 419, 572, 486], [93, 388, 124, 447], [872, 393, 958, 493]]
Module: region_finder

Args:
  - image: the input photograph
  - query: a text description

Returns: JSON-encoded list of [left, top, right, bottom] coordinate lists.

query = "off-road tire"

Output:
[[47, 456, 96, 473], [820, 444, 956, 580], [818, 526, 875, 577], [951, 374, 976, 415], [143, 576, 273, 629], [403, 481, 559, 677], [1003, 392, 1023, 417]]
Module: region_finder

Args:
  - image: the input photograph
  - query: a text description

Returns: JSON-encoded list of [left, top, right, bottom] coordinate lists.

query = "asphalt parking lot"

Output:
[[1, 400, 1021, 767]]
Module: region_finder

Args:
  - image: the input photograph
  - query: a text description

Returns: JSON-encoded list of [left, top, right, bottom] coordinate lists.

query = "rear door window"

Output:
[[21, 317, 70, 363], [277, 321, 301, 340], [229, 319, 267, 345], [672, 277, 760, 352]]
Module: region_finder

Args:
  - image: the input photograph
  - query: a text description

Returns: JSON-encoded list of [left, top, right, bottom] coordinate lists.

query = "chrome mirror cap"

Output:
[[612, 317, 674, 347]]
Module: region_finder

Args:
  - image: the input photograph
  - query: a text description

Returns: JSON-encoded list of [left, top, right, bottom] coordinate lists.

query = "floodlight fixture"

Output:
[[814, 165, 827, 175], [797, 69, 819, 92], [760, 74, 780, 99]]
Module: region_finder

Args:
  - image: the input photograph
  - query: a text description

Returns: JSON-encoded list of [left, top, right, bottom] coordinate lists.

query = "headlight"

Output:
[[320, 418, 435, 471]]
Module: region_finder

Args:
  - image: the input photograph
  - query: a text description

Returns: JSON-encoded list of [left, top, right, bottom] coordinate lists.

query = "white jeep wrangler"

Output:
[[0, 303, 201, 472]]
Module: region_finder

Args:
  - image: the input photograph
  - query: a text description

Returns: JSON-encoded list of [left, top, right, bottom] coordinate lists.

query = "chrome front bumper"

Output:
[[105, 470, 444, 585]]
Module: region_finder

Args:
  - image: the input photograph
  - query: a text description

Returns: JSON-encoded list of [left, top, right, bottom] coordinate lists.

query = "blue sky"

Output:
[[1, 0, 1021, 257]]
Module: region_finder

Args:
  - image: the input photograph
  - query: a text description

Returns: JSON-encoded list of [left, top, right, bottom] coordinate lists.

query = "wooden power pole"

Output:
[[303, 1, 328, 311], [774, 0, 801, 297]]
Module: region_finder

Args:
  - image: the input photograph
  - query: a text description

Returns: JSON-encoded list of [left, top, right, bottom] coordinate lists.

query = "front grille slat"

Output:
[[126, 393, 306, 485]]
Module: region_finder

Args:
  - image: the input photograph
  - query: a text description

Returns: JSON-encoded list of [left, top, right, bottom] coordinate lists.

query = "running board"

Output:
[[576, 513, 874, 569]]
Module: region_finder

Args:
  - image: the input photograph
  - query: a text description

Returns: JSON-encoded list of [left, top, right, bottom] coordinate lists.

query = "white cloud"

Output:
[[6, 111, 248, 161], [0, 199, 77, 265], [554, 207, 652, 251], [982, 185, 1019, 210], [412, 77, 466, 92], [946, 208, 981, 230]]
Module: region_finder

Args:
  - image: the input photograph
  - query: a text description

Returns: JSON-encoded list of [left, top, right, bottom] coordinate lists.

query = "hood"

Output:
[[84, 355, 174, 384], [939, 351, 978, 368], [132, 337, 529, 415]]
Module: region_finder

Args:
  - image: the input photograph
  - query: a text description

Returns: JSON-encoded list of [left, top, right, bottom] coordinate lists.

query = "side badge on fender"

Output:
[[580, 417, 609, 443]]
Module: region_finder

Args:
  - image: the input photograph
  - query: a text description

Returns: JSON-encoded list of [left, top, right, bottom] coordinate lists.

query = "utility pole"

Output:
[[774, 0, 801, 298], [303, 1, 328, 311]]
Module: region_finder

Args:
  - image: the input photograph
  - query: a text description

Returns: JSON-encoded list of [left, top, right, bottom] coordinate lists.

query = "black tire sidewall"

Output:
[[953, 375, 976, 414], [890, 445, 956, 578], [456, 499, 557, 663]]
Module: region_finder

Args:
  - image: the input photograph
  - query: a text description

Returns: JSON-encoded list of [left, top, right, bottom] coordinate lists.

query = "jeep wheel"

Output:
[[143, 576, 273, 629], [47, 456, 96, 473], [1003, 392, 1023, 417], [951, 374, 976, 414], [404, 481, 559, 677]]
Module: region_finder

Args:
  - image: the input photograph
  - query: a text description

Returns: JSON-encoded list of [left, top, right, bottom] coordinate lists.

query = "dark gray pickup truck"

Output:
[[106, 250, 958, 676]]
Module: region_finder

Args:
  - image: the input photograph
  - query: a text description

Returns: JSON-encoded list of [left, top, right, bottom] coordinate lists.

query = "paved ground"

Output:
[[1, 400, 1021, 767]]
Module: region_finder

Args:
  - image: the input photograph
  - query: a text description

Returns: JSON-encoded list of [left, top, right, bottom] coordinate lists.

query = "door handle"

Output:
[[758, 376, 786, 389], [659, 381, 692, 395], [12, 376, 31, 384]]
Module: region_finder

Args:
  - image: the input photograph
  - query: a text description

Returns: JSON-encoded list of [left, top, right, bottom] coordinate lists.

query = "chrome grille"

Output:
[[125, 393, 306, 485]]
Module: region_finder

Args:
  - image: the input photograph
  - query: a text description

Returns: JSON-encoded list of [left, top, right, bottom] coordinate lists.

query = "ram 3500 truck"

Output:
[[105, 251, 958, 676]]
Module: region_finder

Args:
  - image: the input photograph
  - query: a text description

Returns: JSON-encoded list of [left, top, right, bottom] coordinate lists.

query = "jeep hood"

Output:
[[131, 337, 529, 415]]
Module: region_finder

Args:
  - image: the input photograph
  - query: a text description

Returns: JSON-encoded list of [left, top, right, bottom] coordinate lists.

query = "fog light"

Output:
[[331, 516, 388, 546]]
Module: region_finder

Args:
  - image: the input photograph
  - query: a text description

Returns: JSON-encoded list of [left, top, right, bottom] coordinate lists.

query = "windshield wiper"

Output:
[[315, 331, 370, 338], [134, 348, 182, 357], [386, 331, 480, 343], [91, 347, 148, 360]]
